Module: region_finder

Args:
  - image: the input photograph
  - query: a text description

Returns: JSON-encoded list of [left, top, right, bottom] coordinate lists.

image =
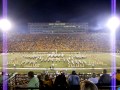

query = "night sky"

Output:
[[0, 0, 120, 32]]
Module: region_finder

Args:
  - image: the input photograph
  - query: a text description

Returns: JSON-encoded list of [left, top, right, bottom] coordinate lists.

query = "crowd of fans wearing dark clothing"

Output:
[[1, 69, 120, 90]]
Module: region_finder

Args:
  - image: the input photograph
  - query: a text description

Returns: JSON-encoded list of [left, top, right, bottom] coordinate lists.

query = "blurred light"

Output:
[[106, 16, 120, 30], [0, 18, 12, 31]]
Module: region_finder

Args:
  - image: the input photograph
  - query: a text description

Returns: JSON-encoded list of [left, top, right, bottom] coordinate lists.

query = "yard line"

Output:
[[6, 67, 120, 70]]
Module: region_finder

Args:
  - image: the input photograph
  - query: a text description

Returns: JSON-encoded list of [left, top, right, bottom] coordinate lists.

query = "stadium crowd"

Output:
[[0, 32, 117, 52], [1, 69, 120, 90]]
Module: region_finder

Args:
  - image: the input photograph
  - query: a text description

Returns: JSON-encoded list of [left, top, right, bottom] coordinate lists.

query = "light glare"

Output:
[[106, 16, 120, 30], [0, 19, 12, 31]]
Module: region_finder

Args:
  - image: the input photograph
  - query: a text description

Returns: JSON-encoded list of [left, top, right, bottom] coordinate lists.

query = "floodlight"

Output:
[[106, 16, 120, 30], [0, 18, 12, 31]]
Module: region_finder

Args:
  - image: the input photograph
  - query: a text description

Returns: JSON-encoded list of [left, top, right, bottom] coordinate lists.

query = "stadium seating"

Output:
[[0, 32, 116, 52]]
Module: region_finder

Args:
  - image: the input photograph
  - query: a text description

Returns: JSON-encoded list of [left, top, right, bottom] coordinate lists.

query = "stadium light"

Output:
[[106, 16, 120, 31], [106, 16, 120, 90], [0, 18, 12, 31]]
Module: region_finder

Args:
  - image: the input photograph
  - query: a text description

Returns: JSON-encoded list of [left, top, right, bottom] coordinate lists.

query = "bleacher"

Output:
[[0, 32, 115, 52]]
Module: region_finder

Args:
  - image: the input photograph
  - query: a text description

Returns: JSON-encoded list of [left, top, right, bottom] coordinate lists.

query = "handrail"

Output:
[[8, 72, 18, 81], [14, 86, 120, 90], [15, 87, 40, 90], [97, 85, 119, 89]]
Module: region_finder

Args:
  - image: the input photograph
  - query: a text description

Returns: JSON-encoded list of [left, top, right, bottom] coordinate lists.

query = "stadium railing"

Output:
[[15, 87, 40, 90], [14, 86, 120, 90], [97, 86, 119, 90]]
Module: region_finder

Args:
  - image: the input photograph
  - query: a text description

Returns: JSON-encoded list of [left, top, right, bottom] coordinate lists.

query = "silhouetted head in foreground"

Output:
[[28, 71, 34, 79], [103, 69, 107, 74], [81, 81, 98, 90], [117, 69, 120, 73], [72, 70, 77, 75]]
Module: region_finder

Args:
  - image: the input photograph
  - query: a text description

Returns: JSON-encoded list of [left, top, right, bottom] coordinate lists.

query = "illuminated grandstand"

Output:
[[28, 21, 88, 33], [6, 32, 111, 52]]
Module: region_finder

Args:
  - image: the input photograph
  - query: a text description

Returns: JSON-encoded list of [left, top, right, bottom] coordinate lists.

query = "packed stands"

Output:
[[0, 32, 115, 52]]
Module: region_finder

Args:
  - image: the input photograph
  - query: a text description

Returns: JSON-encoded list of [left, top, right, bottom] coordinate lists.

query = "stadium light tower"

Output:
[[0, 18, 12, 31], [106, 16, 120, 31], [106, 16, 120, 90], [1, 0, 12, 89], [0, 18, 12, 90]]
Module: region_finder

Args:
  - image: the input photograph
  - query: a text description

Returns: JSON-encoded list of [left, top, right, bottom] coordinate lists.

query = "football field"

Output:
[[0, 52, 120, 73]]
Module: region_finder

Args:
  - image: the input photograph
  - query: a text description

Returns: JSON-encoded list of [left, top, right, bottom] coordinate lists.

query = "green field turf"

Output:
[[0, 52, 120, 73]]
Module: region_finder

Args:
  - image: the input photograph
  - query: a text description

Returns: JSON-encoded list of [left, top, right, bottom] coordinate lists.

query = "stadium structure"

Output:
[[28, 21, 88, 33], [0, 22, 120, 73]]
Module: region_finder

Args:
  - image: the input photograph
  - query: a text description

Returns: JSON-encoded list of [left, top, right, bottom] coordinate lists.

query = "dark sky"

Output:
[[0, 0, 120, 32]]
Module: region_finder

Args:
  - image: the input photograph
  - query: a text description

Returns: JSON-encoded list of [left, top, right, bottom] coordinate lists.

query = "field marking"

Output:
[[114, 55, 120, 58], [5, 67, 120, 70], [111, 54, 120, 58]]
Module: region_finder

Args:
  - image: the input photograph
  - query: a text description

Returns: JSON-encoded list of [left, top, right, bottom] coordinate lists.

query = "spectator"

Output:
[[54, 72, 68, 90], [81, 80, 98, 90], [37, 75, 44, 90], [0, 72, 4, 84], [88, 73, 98, 84], [98, 69, 111, 86], [43, 75, 53, 90], [68, 71, 80, 90], [0, 72, 8, 84], [27, 71, 39, 90], [116, 69, 120, 85]]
